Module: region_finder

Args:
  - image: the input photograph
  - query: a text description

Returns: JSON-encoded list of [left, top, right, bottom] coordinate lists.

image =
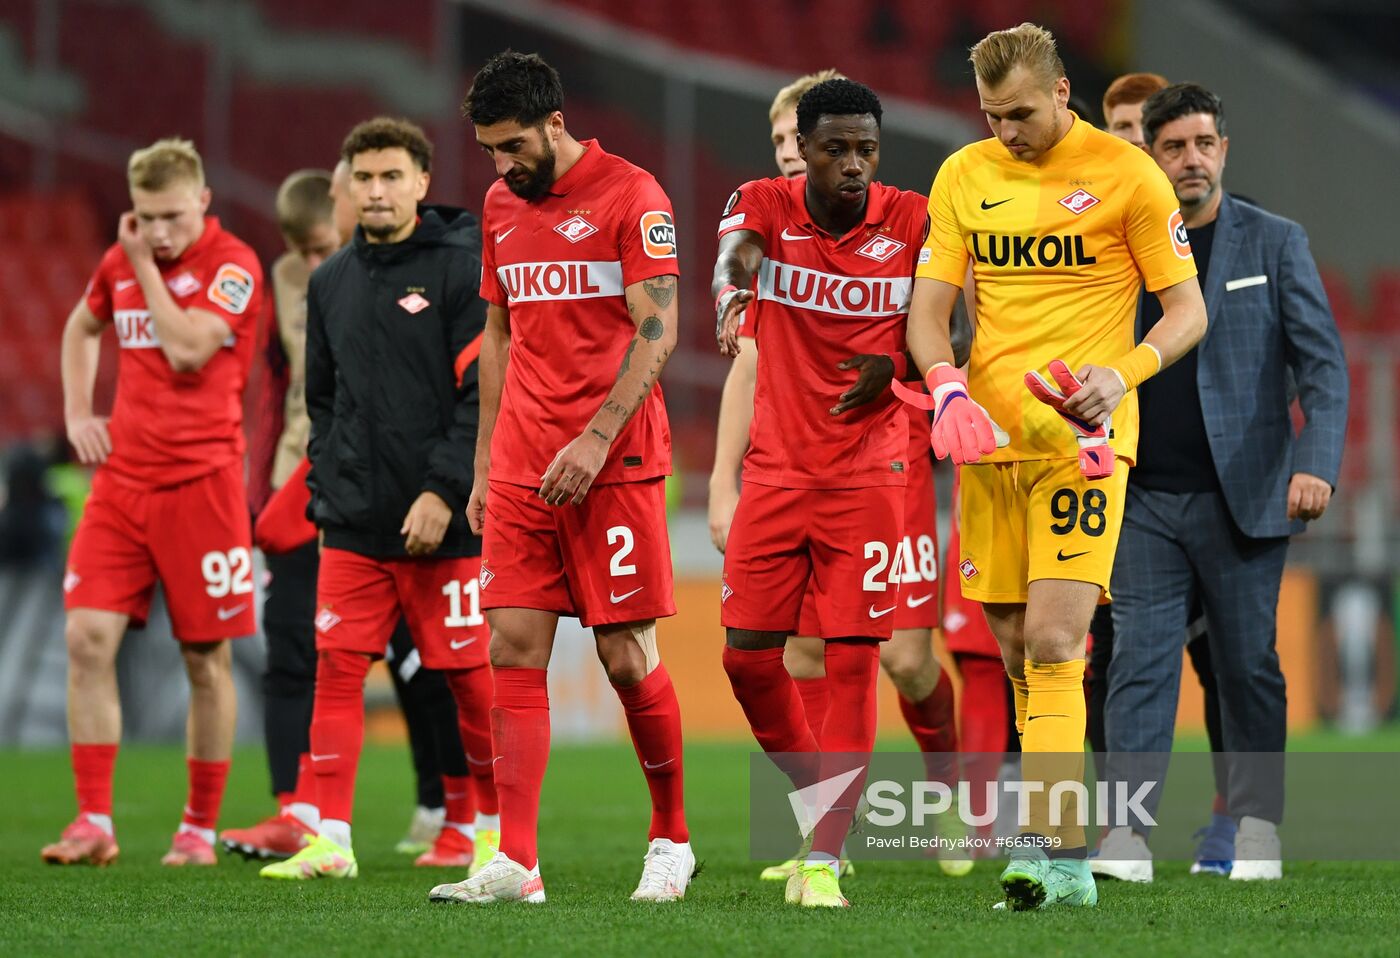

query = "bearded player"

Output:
[[903, 23, 1206, 910], [45, 138, 262, 867], [429, 51, 692, 906]]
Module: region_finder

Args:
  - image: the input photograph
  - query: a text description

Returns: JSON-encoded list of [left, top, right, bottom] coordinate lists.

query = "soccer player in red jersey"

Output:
[[430, 51, 692, 905], [44, 139, 262, 868], [713, 78, 931, 907], [709, 71, 965, 883], [259, 119, 497, 882]]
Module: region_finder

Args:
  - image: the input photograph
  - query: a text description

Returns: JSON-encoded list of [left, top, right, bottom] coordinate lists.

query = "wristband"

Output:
[[1109, 343, 1163, 392], [886, 351, 909, 381]]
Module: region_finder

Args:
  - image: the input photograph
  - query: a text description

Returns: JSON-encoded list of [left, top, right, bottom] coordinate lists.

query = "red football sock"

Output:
[[71, 743, 118, 819], [794, 676, 830, 741], [613, 664, 688, 843], [899, 669, 959, 784], [811, 641, 881, 859], [446, 665, 499, 816], [182, 758, 231, 831], [291, 752, 316, 807], [309, 649, 371, 823], [721, 646, 820, 791], [443, 773, 476, 828], [492, 667, 550, 869]]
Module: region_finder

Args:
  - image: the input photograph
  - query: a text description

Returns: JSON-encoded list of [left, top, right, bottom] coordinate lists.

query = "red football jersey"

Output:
[[479, 140, 676, 487], [717, 176, 927, 489], [84, 217, 261, 487]]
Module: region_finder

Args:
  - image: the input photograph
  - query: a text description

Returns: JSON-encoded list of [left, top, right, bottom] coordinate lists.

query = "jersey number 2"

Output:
[[607, 526, 636, 577]]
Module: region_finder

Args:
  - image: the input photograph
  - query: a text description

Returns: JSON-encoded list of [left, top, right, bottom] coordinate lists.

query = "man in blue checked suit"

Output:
[[1094, 83, 1348, 885]]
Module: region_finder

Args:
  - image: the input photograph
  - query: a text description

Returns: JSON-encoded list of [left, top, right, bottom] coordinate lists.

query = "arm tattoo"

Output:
[[617, 338, 637, 379], [640, 316, 664, 341], [602, 399, 629, 418], [642, 275, 676, 309], [591, 428, 612, 442]]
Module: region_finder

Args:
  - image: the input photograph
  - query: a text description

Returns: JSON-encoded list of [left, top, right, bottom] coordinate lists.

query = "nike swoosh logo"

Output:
[[493, 756, 505, 765], [310, 753, 340, 762], [449, 637, 478, 650], [780, 228, 813, 241], [1057, 550, 1090, 561], [216, 604, 247, 621], [868, 604, 897, 619], [610, 587, 644, 604], [905, 594, 934, 608], [980, 197, 1013, 210], [115, 278, 138, 291], [643, 758, 675, 770], [496, 225, 517, 243]]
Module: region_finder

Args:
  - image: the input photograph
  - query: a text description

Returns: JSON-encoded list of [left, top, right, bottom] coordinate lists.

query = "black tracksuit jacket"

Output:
[[305, 205, 486, 559]]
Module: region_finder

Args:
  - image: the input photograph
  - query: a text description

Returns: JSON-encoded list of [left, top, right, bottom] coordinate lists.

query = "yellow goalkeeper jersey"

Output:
[[916, 113, 1198, 464]]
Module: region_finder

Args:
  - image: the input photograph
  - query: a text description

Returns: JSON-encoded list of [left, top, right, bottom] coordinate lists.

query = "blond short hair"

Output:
[[127, 137, 205, 192], [769, 69, 845, 124], [969, 22, 1065, 89], [275, 169, 334, 241]]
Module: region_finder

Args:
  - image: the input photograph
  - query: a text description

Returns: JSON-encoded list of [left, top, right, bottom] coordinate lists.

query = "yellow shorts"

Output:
[[956, 458, 1128, 604]]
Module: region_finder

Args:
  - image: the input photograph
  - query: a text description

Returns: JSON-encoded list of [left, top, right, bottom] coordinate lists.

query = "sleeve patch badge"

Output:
[[1168, 209, 1193, 260], [207, 263, 256, 314], [640, 211, 677, 259]]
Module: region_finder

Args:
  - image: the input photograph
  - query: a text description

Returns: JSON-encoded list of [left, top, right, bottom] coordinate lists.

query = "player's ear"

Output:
[[198, 186, 212, 214], [416, 170, 431, 201], [796, 132, 807, 161]]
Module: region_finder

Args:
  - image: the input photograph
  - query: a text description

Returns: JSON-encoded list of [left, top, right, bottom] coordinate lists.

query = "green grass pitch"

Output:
[[3, 738, 1399, 957]]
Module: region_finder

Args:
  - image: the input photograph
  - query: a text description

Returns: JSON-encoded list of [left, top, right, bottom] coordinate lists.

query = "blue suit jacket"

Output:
[[1136, 193, 1348, 539]]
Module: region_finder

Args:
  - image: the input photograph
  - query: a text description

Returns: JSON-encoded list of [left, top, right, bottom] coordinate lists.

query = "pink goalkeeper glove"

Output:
[[1024, 359, 1116, 480], [892, 364, 1008, 465]]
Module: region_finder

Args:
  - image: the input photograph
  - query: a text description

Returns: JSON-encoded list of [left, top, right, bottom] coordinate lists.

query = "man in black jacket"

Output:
[[261, 118, 497, 881]]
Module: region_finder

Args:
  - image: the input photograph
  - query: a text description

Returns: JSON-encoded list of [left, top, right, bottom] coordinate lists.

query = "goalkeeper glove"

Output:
[[1023, 359, 1116, 480], [892, 363, 1008, 465]]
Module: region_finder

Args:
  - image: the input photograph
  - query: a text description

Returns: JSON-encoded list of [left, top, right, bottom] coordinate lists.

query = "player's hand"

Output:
[[832, 354, 896, 415], [892, 364, 1008, 465], [117, 212, 154, 265], [540, 429, 609, 506], [466, 479, 488, 535], [1060, 363, 1126, 428], [65, 414, 111, 465], [715, 286, 755, 358], [401, 490, 451, 556], [1287, 472, 1332, 521], [1025, 360, 1116, 480], [707, 477, 740, 552]]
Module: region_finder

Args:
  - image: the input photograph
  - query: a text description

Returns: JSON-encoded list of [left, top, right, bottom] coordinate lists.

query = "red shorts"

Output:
[[479, 479, 676, 629], [64, 463, 255, 642], [797, 444, 939, 636], [941, 487, 1000, 658], [723, 482, 905, 640], [314, 547, 489, 670]]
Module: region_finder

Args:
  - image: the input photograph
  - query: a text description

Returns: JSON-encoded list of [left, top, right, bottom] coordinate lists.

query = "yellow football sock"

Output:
[[1021, 659, 1087, 850]]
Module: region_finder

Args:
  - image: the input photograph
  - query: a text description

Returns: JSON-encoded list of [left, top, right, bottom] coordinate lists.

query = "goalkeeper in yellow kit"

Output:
[[901, 23, 1207, 910]]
